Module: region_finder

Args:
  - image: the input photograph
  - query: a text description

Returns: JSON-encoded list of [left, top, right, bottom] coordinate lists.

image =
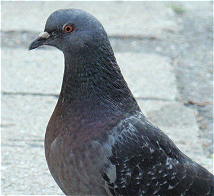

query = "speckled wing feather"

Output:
[[102, 112, 214, 196]]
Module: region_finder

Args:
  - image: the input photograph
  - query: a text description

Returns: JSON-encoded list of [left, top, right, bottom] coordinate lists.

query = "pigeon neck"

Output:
[[58, 41, 140, 123]]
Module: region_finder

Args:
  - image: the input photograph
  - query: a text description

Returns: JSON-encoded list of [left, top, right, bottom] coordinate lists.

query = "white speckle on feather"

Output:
[[106, 164, 117, 183], [50, 136, 58, 150]]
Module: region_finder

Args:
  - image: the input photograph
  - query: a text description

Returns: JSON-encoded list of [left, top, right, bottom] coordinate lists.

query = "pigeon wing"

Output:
[[102, 113, 214, 196]]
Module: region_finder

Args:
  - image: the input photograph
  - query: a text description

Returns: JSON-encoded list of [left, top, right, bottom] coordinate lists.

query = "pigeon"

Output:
[[29, 9, 214, 196]]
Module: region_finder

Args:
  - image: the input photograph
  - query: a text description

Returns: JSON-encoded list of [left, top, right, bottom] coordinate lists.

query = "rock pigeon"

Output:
[[29, 9, 214, 196]]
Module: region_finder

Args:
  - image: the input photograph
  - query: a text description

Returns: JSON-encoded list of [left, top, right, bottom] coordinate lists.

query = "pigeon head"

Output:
[[29, 9, 140, 120], [29, 9, 107, 53]]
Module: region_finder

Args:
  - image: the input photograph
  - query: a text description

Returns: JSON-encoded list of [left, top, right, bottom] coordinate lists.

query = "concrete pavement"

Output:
[[2, 1, 181, 37], [1, 1, 213, 195]]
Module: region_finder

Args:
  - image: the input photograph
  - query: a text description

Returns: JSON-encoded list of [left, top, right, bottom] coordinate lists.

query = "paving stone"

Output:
[[2, 48, 64, 95], [1, 1, 181, 38], [1, 94, 63, 195], [1, 146, 64, 195], [117, 52, 177, 100], [2, 48, 177, 100]]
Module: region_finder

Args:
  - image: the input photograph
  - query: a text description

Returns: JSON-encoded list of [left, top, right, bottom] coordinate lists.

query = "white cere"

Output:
[[39, 31, 50, 39]]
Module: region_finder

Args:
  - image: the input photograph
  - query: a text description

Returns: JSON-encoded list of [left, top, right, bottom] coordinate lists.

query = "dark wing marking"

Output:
[[102, 113, 214, 196]]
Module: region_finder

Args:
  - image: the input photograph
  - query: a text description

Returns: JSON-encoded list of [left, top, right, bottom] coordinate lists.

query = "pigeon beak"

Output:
[[29, 31, 50, 50]]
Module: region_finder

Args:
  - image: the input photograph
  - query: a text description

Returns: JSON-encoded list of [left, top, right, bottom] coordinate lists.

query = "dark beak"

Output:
[[29, 31, 50, 50]]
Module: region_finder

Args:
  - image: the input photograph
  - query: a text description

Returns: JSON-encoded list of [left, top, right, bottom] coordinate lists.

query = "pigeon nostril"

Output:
[[63, 24, 73, 33]]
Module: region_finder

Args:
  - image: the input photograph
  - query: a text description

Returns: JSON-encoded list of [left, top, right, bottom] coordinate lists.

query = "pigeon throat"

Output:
[[61, 45, 134, 102], [57, 43, 140, 124]]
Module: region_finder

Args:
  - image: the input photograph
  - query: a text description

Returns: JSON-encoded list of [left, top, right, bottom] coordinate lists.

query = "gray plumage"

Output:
[[29, 9, 214, 196]]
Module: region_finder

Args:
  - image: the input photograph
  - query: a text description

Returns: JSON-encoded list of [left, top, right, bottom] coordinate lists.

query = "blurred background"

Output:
[[1, 1, 213, 195]]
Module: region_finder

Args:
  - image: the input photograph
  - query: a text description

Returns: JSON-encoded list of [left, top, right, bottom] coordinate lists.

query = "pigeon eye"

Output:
[[63, 25, 73, 33]]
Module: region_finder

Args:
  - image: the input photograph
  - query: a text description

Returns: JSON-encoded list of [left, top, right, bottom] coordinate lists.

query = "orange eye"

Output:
[[63, 25, 73, 33]]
